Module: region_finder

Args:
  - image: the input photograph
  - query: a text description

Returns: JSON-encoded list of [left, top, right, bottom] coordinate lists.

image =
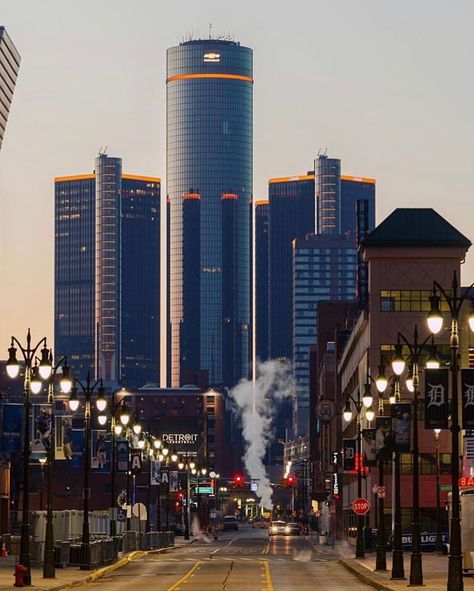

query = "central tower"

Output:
[[167, 38, 253, 387]]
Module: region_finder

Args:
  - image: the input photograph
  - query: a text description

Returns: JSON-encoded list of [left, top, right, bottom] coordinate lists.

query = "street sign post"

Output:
[[352, 497, 370, 515]]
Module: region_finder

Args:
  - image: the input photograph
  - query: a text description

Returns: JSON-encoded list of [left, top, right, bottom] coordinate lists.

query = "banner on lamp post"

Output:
[[390, 403, 411, 452], [461, 369, 474, 429], [424, 369, 449, 429], [361, 429, 376, 467], [343, 439, 356, 471], [375, 417, 392, 462]]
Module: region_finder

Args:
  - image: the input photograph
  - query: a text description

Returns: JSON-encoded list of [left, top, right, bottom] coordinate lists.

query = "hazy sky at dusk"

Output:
[[1, 0, 473, 348]]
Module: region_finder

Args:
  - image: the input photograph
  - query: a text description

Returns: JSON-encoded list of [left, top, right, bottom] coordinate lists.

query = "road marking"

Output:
[[261, 543, 269, 555], [260, 560, 274, 591], [164, 560, 202, 591]]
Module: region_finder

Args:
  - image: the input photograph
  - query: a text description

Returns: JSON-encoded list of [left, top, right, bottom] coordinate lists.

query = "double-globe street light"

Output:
[[427, 270, 474, 591], [178, 453, 196, 541], [6, 331, 54, 586], [343, 385, 375, 559], [68, 373, 107, 570], [390, 324, 440, 587]]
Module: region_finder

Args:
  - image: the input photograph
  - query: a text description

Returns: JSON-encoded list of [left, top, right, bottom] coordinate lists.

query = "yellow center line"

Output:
[[165, 560, 202, 591], [260, 559, 274, 591]]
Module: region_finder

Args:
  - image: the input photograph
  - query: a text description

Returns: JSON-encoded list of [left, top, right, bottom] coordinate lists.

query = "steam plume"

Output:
[[230, 360, 293, 509]]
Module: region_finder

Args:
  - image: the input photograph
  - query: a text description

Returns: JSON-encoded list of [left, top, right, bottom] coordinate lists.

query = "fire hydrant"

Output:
[[14, 563, 27, 587]]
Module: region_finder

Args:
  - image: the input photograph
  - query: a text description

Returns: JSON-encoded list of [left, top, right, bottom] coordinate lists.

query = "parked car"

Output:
[[222, 515, 239, 531]]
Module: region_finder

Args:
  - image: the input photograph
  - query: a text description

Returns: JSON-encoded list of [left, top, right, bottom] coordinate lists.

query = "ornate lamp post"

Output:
[[68, 373, 106, 570], [6, 330, 53, 586], [42, 355, 72, 578], [427, 271, 474, 591], [178, 454, 195, 540], [97, 394, 131, 537], [343, 388, 375, 559], [390, 325, 440, 586], [434, 428, 444, 554]]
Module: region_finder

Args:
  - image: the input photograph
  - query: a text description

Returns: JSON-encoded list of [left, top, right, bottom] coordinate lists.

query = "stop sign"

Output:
[[352, 497, 370, 515]]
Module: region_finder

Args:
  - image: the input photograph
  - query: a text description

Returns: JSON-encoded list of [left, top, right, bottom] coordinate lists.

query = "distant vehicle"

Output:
[[284, 523, 300, 536], [170, 523, 186, 536], [269, 520, 287, 536], [223, 515, 239, 531]]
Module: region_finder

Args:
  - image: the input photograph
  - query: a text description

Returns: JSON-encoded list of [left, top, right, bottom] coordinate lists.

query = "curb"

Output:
[[339, 559, 396, 591], [31, 546, 174, 591]]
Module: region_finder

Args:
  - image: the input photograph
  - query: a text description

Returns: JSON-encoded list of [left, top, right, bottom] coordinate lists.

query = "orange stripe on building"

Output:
[[55, 173, 95, 183], [268, 174, 314, 184], [221, 193, 238, 200], [122, 174, 161, 183], [167, 73, 253, 83], [255, 199, 269, 207], [341, 175, 376, 184], [182, 193, 201, 200]]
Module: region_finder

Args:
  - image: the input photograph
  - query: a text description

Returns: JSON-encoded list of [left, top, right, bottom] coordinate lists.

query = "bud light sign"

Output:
[[400, 532, 448, 549]]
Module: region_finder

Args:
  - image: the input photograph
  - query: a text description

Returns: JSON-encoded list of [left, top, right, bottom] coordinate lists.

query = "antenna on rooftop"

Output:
[[209, 22, 213, 39]]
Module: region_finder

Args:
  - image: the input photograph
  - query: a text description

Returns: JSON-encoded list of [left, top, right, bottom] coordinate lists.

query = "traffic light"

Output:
[[287, 475, 297, 488], [233, 473, 244, 488]]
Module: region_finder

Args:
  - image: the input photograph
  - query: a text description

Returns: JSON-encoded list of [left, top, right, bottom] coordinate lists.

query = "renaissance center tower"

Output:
[[167, 38, 253, 387]]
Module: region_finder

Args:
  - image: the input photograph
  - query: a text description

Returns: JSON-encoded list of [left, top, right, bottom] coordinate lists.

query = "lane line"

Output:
[[164, 560, 202, 591], [260, 559, 274, 591], [261, 543, 269, 555]]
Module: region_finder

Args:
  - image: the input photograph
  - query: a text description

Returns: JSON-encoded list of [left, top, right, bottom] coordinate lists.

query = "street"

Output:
[[83, 525, 372, 591]]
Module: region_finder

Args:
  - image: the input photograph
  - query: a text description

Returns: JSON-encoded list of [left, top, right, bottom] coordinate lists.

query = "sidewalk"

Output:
[[340, 552, 474, 591], [0, 544, 178, 591]]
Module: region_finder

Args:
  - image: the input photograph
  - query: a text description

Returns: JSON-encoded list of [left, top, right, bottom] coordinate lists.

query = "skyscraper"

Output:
[[0, 27, 21, 151], [167, 38, 253, 388], [268, 175, 315, 361], [255, 200, 269, 361], [55, 155, 160, 386], [292, 235, 357, 435]]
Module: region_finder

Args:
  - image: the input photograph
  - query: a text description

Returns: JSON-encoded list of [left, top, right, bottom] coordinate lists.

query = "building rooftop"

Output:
[[362, 208, 471, 248]]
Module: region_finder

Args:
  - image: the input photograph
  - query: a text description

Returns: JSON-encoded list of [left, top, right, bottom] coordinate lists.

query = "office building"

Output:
[[0, 27, 20, 151], [268, 175, 315, 362], [54, 154, 160, 386], [167, 37, 253, 388], [292, 234, 357, 435], [255, 200, 269, 361]]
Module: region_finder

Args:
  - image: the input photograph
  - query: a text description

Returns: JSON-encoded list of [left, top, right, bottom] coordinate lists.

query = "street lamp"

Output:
[[391, 324, 439, 587], [178, 453, 194, 540], [68, 373, 106, 570], [427, 270, 474, 591], [6, 330, 52, 586], [43, 355, 72, 579], [434, 429, 444, 554], [343, 387, 374, 558], [96, 390, 130, 537]]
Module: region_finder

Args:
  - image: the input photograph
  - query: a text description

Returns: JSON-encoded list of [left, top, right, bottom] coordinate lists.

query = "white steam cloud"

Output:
[[230, 360, 293, 509]]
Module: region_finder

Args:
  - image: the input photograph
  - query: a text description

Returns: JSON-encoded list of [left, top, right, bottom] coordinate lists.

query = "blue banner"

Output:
[[2, 404, 23, 453], [71, 429, 84, 468]]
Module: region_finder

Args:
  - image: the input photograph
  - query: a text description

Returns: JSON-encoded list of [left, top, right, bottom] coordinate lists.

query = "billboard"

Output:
[[153, 417, 205, 454]]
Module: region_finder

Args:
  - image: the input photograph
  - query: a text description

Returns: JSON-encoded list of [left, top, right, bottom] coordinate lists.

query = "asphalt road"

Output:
[[87, 525, 372, 590]]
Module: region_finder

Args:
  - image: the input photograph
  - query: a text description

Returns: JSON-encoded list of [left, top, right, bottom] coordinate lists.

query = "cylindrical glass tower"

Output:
[[167, 38, 253, 387]]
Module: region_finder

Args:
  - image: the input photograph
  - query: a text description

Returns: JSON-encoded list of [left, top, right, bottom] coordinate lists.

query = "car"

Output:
[[284, 522, 300, 536], [269, 520, 287, 536], [222, 515, 239, 531]]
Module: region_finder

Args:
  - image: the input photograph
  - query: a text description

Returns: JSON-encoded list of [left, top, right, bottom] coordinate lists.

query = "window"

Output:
[[380, 290, 451, 313]]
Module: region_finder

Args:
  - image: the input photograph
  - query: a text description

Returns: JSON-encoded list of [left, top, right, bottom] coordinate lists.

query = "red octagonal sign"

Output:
[[352, 497, 370, 515]]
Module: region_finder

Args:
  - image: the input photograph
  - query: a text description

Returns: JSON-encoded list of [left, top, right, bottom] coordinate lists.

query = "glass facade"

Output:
[[0, 27, 20, 151], [167, 39, 253, 387], [341, 176, 376, 240], [315, 156, 341, 235], [95, 155, 122, 382], [55, 175, 96, 376], [54, 159, 161, 386], [268, 175, 315, 361], [293, 236, 357, 436], [121, 176, 160, 387], [255, 201, 269, 361]]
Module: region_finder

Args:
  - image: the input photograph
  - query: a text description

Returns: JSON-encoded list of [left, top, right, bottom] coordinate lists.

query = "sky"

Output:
[[1, 0, 474, 349]]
